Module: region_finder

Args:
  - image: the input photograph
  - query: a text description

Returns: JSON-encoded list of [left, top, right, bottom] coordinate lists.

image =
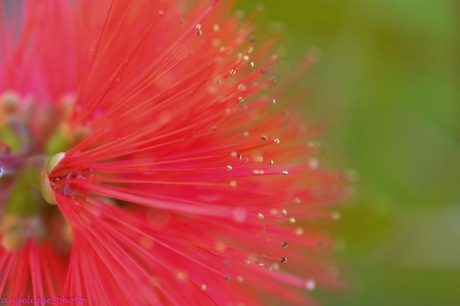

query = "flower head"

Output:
[[0, 0, 345, 305]]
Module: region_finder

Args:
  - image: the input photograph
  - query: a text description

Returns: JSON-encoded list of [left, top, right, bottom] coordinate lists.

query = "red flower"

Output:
[[0, 0, 345, 305]]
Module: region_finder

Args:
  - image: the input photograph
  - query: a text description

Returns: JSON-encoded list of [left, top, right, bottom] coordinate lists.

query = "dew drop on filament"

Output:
[[305, 279, 316, 291], [232, 208, 247, 223]]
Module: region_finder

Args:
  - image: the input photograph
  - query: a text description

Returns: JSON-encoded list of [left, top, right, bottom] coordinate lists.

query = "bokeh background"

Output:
[[237, 1, 460, 305]]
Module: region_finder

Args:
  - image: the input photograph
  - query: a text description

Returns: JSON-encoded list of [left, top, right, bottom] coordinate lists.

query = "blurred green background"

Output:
[[237, 1, 459, 305]]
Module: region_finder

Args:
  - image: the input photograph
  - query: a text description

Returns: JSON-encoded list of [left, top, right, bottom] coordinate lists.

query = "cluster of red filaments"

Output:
[[0, 1, 346, 305]]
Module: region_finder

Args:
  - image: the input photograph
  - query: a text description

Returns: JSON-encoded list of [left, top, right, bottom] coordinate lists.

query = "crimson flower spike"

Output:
[[0, 0, 347, 305]]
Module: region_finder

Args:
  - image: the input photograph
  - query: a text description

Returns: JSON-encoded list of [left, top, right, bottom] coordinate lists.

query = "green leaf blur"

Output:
[[236, 1, 460, 305]]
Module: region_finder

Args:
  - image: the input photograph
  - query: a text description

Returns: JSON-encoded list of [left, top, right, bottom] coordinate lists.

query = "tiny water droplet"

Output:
[[232, 208, 247, 223], [331, 211, 341, 220], [308, 158, 319, 169], [295, 227, 304, 236], [305, 279, 316, 291]]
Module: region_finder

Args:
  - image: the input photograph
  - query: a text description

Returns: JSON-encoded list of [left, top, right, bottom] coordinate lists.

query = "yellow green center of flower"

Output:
[[0, 91, 73, 252]]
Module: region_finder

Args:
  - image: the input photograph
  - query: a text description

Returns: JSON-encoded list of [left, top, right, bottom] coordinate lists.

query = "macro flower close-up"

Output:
[[0, 0, 346, 305]]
